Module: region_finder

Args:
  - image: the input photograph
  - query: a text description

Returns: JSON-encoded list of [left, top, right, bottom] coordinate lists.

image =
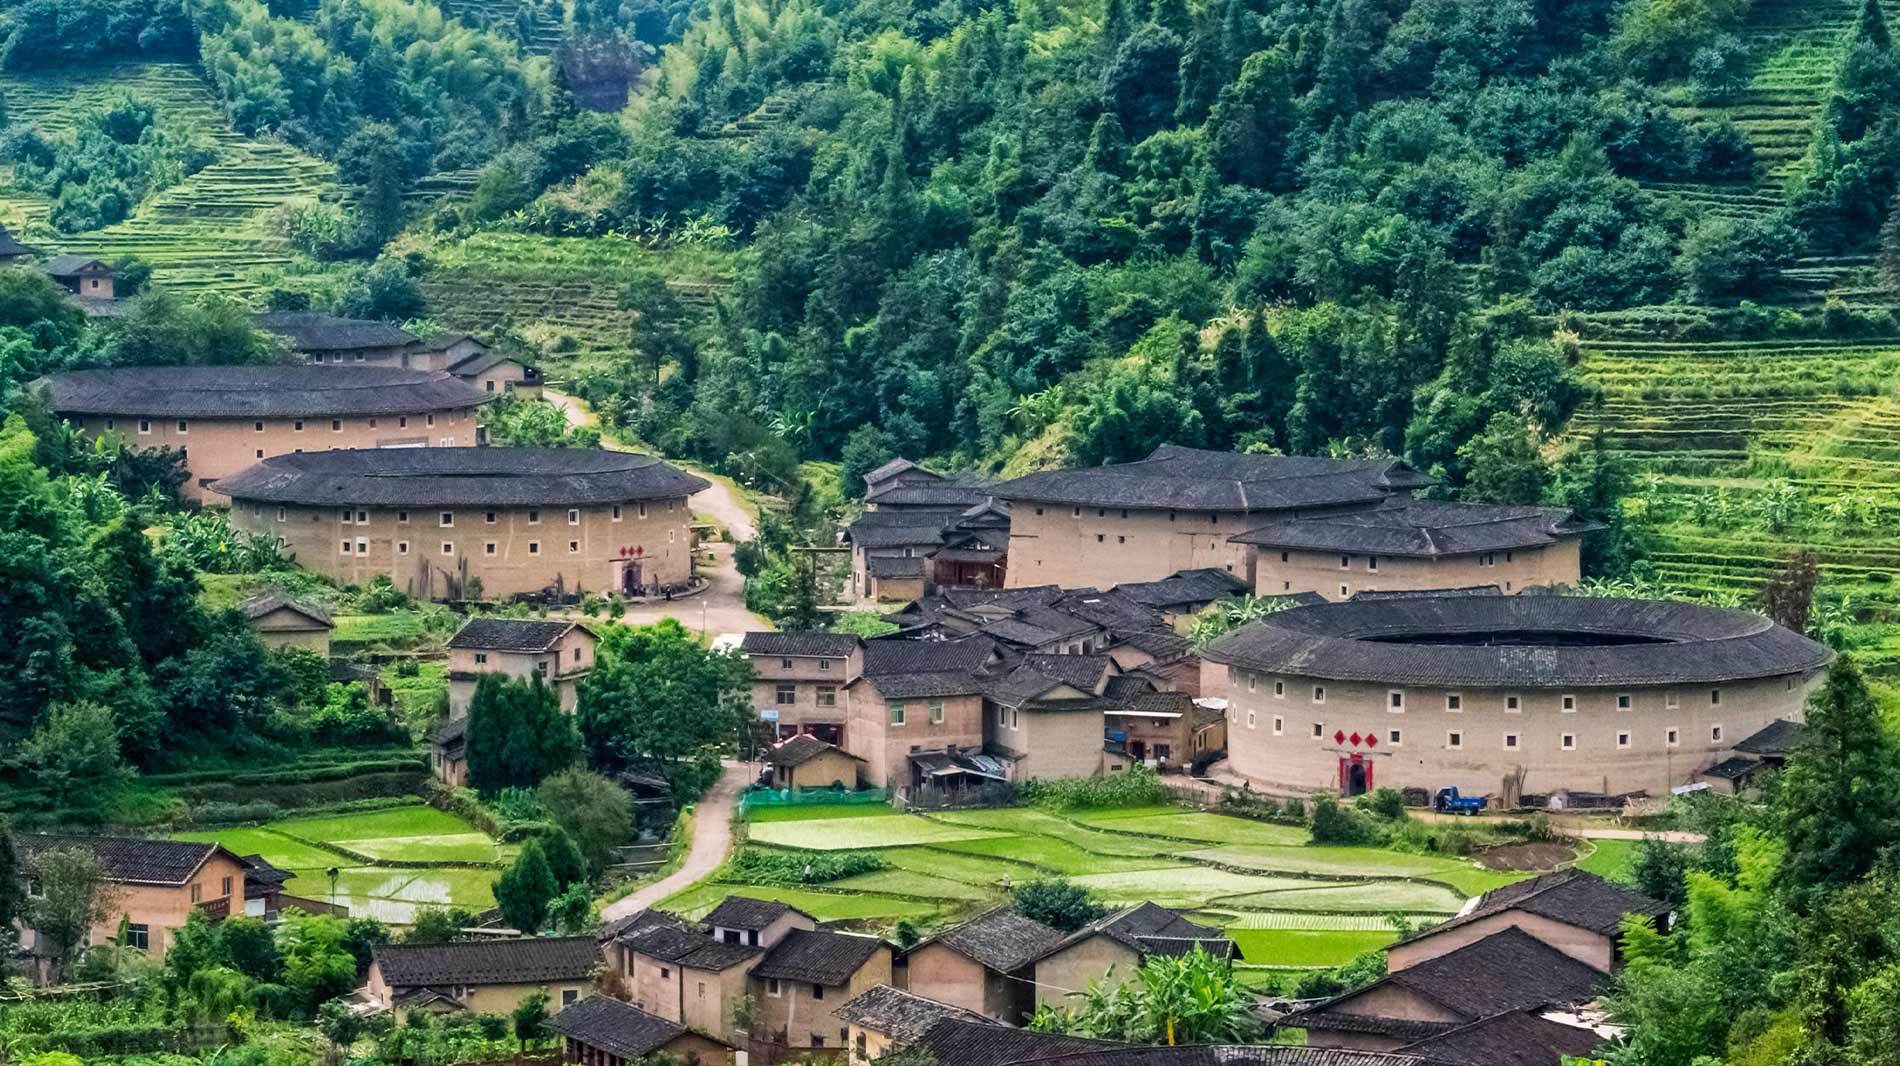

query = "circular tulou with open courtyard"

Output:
[[1203, 594, 1833, 801]]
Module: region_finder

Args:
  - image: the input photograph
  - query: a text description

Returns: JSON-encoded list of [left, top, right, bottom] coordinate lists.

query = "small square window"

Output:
[[1711, 724, 1724, 743], [1313, 686, 1326, 704], [1368, 556, 1379, 571], [1311, 721, 1324, 738], [776, 683, 796, 705], [1389, 728, 1402, 745], [485, 542, 497, 556], [398, 541, 409, 555], [1710, 689, 1722, 706], [1617, 693, 1632, 710], [1667, 727, 1680, 747], [528, 542, 540, 555], [1666, 690, 1680, 709], [1388, 690, 1405, 712], [177, 419, 189, 433], [399, 416, 408, 428], [1446, 731, 1461, 749], [1340, 555, 1350, 569], [890, 702, 906, 726], [440, 512, 455, 527], [426, 414, 435, 427], [1273, 680, 1285, 699], [1561, 733, 1577, 751], [356, 536, 367, 555], [254, 420, 264, 432], [441, 542, 454, 555], [930, 700, 945, 724], [1271, 715, 1282, 735], [1504, 732, 1519, 749], [1561, 694, 1576, 712], [485, 511, 497, 524], [340, 540, 352, 554], [331, 419, 342, 432], [569, 540, 579, 553], [293, 420, 304, 432], [1505, 694, 1521, 712], [398, 510, 409, 523], [612, 505, 624, 521], [1446, 694, 1462, 712], [528, 509, 541, 524], [138, 419, 151, 434], [255, 449, 264, 459], [1617, 731, 1631, 749], [1096, 534, 1104, 543], [1340, 584, 1350, 598], [1246, 673, 1256, 693]]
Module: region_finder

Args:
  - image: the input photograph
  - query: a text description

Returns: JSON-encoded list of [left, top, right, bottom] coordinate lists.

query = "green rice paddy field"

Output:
[[176, 804, 512, 923], [666, 804, 1559, 975]]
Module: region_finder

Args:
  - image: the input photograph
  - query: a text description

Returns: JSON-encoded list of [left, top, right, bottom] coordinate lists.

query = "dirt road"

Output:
[[544, 388, 756, 540], [602, 759, 755, 919]]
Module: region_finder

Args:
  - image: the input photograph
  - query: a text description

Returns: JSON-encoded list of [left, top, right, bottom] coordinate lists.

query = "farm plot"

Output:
[[175, 803, 508, 924], [0, 60, 337, 300], [666, 804, 1544, 968]]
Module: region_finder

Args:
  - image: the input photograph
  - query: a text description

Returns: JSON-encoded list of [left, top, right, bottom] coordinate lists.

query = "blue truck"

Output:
[[1434, 787, 1487, 815]]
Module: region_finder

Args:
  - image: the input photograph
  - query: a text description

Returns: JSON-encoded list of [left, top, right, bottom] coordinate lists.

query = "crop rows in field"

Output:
[[0, 61, 338, 300], [1573, 326, 1900, 620], [669, 803, 1546, 971], [413, 232, 734, 370]]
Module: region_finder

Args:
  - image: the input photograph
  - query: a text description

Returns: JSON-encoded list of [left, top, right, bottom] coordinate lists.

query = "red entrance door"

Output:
[[1339, 755, 1372, 797]]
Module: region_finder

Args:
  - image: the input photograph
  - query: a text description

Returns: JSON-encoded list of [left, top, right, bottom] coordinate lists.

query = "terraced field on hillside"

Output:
[[0, 61, 338, 300], [1572, 320, 1900, 662], [408, 231, 734, 373]]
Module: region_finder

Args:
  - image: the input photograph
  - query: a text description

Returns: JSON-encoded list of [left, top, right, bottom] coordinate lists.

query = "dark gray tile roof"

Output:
[[866, 671, 991, 700], [448, 618, 586, 653], [1035, 903, 1232, 963], [616, 910, 762, 971], [1021, 654, 1112, 693], [0, 226, 37, 257], [1409, 870, 1667, 942], [238, 590, 333, 626], [1003, 1048, 1454, 1066], [865, 458, 925, 485], [1230, 500, 1601, 559], [861, 638, 995, 676], [742, 632, 861, 658], [1052, 590, 1168, 632], [705, 896, 812, 930], [1734, 718, 1806, 756], [435, 715, 469, 747], [240, 854, 294, 895], [849, 524, 952, 549], [16, 835, 227, 886], [867, 479, 999, 508], [44, 253, 108, 276], [546, 995, 700, 1059], [413, 331, 480, 352], [1699, 756, 1761, 780], [908, 1018, 1116, 1063], [37, 366, 488, 419], [850, 507, 969, 529], [1352, 586, 1500, 601], [1203, 595, 1832, 688], [765, 734, 862, 768], [372, 937, 600, 986], [924, 906, 1067, 972], [1111, 629, 1193, 660], [217, 448, 709, 508], [980, 618, 1067, 648], [838, 984, 995, 1042], [1395, 1009, 1604, 1066], [1113, 568, 1251, 610], [1296, 928, 1605, 1041], [869, 556, 929, 579], [256, 312, 417, 351], [992, 445, 1429, 512], [750, 929, 885, 985]]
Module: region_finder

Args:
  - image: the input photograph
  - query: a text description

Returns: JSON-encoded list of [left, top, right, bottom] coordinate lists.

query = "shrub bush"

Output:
[[1309, 796, 1378, 845], [1022, 763, 1172, 810], [726, 848, 883, 885]]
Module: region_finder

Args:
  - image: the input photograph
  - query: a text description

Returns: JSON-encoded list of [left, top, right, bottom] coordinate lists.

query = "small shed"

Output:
[[0, 225, 37, 264], [44, 254, 113, 299], [765, 733, 864, 790], [434, 716, 469, 788], [546, 994, 735, 1065], [239, 591, 334, 654]]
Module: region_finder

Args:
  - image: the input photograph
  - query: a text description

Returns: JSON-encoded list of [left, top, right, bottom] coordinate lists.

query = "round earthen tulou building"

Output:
[[1202, 594, 1831, 800], [221, 447, 709, 601]]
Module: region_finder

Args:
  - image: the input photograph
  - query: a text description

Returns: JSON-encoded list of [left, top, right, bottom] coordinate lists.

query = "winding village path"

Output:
[[601, 760, 753, 919]]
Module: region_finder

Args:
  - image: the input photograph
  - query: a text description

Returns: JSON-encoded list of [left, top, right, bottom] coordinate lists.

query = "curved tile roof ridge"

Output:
[[216, 447, 710, 507], [1202, 595, 1831, 688], [37, 366, 488, 418]]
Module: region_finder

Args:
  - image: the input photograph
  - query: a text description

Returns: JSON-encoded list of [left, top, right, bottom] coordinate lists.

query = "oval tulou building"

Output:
[[1203, 594, 1831, 800], [221, 448, 709, 601]]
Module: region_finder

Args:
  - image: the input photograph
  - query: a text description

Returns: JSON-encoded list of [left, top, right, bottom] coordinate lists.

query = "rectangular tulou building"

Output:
[[220, 447, 707, 601], [36, 366, 490, 502]]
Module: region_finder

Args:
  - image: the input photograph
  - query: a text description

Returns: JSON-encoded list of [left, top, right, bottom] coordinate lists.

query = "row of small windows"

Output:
[[1242, 673, 1718, 711], [112, 415, 443, 434], [343, 539, 589, 556], [305, 503, 669, 525], [1029, 506, 1223, 524], [1250, 712, 1721, 749]]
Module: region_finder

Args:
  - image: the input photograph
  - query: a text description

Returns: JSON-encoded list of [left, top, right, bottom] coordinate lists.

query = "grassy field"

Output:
[[664, 803, 1561, 968], [1575, 838, 1641, 883], [0, 60, 337, 300], [177, 803, 510, 923]]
